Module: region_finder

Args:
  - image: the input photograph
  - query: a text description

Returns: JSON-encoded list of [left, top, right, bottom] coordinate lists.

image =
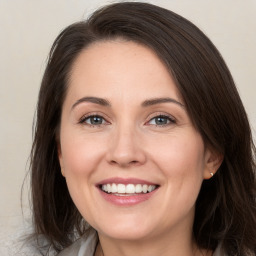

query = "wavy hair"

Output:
[[30, 2, 256, 255]]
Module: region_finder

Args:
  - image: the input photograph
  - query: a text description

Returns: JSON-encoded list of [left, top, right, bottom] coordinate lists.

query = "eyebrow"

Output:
[[71, 96, 184, 110], [71, 96, 111, 110], [141, 97, 184, 108]]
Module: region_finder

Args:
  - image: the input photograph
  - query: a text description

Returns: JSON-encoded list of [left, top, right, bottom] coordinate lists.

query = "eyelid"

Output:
[[78, 112, 110, 125], [145, 112, 176, 126]]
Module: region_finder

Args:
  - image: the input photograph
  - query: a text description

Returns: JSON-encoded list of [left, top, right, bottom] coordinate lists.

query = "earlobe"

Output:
[[203, 148, 223, 180], [61, 168, 65, 177], [204, 171, 215, 180]]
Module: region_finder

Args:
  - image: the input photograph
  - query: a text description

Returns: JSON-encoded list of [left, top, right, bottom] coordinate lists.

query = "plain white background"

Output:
[[0, 0, 255, 238]]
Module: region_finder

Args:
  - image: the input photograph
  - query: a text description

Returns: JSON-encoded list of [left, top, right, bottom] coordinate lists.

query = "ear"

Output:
[[203, 148, 223, 180], [57, 142, 65, 177]]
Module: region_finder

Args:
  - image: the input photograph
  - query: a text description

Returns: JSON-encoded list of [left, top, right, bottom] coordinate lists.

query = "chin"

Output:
[[94, 216, 157, 241]]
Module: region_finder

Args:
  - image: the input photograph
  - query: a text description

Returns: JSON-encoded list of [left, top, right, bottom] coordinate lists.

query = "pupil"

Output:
[[91, 116, 102, 124], [156, 117, 167, 125]]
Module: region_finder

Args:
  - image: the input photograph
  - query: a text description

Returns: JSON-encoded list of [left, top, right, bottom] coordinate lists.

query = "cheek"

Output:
[[149, 132, 206, 200], [58, 117, 109, 188], [59, 132, 106, 217], [60, 130, 105, 176], [152, 133, 205, 175], [150, 133, 206, 219]]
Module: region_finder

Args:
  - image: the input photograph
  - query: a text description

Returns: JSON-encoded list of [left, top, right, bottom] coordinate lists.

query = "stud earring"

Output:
[[210, 172, 214, 177]]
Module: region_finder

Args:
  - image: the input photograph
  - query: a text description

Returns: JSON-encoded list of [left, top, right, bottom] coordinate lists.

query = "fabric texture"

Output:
[[58, 230, 98, 256], [0, 222, 53, 256], [0, 224, 224, 256], [57, 230, 224, 256]]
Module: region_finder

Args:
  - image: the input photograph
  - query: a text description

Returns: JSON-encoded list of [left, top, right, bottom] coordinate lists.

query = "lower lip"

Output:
[[98, 188, 158, 206]]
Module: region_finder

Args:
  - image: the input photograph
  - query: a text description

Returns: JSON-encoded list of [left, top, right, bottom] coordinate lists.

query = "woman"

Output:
[[30, 2, 256, 256]]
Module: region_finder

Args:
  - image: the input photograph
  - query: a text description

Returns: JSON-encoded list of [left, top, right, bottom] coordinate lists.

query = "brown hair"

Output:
[[30, 2, 256, 255]]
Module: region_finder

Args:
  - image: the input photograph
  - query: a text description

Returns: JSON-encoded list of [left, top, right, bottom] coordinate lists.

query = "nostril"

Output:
[[106, 141, 146, 166], [109, 159, 139, 167]]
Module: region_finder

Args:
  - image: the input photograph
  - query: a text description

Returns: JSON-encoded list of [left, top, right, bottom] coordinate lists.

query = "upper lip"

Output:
[[96, 177, 158, 186]]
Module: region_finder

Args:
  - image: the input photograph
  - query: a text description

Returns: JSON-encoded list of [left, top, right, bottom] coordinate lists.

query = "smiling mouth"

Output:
[[100, 183, 159, 195]]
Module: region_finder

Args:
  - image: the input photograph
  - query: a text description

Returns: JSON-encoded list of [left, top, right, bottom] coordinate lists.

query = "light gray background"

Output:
[[0, 0, 255, 237]]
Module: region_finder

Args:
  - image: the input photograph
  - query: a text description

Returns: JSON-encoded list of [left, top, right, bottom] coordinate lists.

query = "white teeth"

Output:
[[148, 185, 154, 192], [107, 184, 111, 193], [126, 184, 135, 193], [102, 184, 107, 191], [142, 184, 148, 193], [101, 183, 157, 194], [135, 184, 142, 193], [112, 183, 117, 193], [117, 184, 126, 193]]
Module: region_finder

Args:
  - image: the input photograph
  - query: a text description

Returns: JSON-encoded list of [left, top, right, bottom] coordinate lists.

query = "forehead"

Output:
[[66, 40, 182, 104]]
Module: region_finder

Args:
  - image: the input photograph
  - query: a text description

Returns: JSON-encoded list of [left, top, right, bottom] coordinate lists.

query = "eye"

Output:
[[79, 115, 108, 126], [147, 115, 175, 126]]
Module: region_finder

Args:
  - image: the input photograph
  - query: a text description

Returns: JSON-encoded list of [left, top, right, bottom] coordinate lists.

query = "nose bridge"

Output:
[[107, 120, 146, 166]]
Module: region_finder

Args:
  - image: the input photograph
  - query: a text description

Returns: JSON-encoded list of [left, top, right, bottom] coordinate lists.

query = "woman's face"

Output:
[[58, 40, 214, 242]]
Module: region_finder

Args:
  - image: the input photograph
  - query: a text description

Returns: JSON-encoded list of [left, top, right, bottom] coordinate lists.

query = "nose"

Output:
[[106, 125, 146, 167]]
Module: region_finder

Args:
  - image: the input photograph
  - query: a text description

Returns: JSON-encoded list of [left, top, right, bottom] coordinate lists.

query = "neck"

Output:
[[95, 227, 211, 256]]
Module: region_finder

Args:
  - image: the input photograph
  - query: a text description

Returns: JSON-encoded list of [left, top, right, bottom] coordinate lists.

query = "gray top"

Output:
[[58, 230, 225, 256], [58, 230, 98, 256], [0, 224, 225, 256]]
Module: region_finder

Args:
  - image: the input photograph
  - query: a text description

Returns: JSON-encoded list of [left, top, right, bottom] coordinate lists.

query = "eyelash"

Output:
[[146, 114, 176, 127], [78, 113, 176, 127], [78, 113, 109, 127]]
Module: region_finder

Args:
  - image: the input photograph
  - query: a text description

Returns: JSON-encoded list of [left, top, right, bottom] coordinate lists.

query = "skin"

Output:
[[58, 40, 221, 256]]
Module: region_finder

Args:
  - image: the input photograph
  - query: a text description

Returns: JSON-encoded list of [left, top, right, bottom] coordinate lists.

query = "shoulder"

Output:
[[58, 230, 98, 256], [213, 243, 226, 256], [0, 224, 48, 256]]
